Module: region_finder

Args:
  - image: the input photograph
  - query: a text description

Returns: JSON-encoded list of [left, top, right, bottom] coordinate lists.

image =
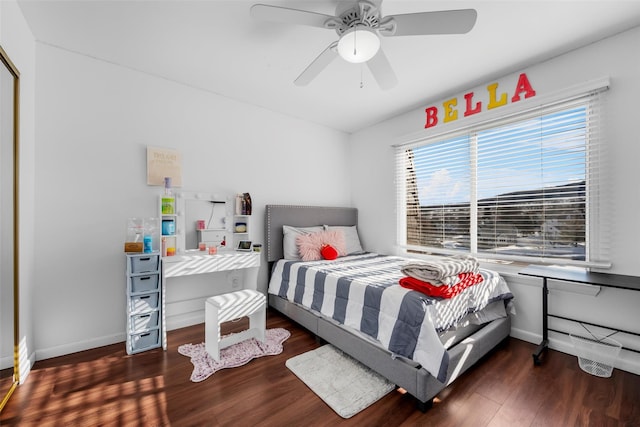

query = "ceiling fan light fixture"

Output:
[[337, 26, 380, 63]]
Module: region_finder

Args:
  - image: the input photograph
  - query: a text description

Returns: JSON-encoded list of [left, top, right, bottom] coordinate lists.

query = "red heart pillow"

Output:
[[320, 244, 339, 260]]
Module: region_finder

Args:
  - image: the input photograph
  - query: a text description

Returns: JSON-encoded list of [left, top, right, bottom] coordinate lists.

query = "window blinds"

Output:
[[395, 86, 609, 267]]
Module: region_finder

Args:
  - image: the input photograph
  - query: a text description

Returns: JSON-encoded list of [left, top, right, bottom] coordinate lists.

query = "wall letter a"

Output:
[[511, 73, 536, 102]]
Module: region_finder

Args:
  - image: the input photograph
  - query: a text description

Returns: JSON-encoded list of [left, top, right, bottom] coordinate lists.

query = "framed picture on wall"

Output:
[[147, 146, 183, 187]]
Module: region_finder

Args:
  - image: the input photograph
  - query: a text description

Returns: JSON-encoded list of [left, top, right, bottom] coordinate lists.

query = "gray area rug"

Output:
[[285, 344, 396, 418]]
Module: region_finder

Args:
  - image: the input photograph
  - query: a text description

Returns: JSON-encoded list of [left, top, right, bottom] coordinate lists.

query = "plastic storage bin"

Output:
[[129, 274, 160, 294], [570, 333, 622, 378], [128, 254, 160, 274], [130, 328, 160, 353], [129, 293, 160, 314], [129, 311, 160, 333]]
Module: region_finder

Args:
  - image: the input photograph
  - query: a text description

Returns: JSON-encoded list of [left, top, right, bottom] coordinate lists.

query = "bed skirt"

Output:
[[269, 293, 511, 408]]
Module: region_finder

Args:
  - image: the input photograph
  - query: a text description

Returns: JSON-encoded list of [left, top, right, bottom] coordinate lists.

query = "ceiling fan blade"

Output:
[[250, 4, 337, 29], [366, 49, 398, 90], [380, 9, 477, 37], [294, 42, 339, 86]]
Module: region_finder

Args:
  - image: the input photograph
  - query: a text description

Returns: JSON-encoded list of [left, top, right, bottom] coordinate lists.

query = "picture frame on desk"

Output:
[[237, 240, 252, 252]]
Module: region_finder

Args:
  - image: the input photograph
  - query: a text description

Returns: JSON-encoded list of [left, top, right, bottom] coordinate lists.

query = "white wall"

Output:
[[8, 2, 640, 378], [32, 43, 351, 359], [0, 0, 37, 381], [350, 26, 640, 374]]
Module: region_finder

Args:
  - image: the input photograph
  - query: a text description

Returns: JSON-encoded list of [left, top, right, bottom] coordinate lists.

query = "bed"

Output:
[[265, 204, 512, 411]]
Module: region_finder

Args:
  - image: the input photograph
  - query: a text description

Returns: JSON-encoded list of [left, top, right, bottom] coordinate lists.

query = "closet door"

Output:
[[0, 45, 19, 412]]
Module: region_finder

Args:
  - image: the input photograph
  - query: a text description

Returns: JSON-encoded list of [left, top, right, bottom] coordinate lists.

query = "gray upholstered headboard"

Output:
[[265, 205, 358, 263]]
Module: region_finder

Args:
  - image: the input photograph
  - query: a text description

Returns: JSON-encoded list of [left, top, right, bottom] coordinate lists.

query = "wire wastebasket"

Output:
[[570, 333, 622, 378]]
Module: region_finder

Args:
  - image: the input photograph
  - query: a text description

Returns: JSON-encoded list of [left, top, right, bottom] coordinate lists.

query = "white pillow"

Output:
[[282, 225, 325, 260], [325, 225, 363, 254]]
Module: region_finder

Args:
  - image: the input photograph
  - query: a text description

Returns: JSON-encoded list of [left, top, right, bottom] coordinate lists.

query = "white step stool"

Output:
[[205, 289, 266, 361]]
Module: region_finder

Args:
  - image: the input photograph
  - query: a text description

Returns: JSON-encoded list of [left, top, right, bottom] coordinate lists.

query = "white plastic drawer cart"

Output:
[[126, 253, 163, 354]]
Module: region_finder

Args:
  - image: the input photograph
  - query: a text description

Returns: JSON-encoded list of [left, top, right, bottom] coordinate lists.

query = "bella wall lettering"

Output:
[[424, 73, 536, 129]]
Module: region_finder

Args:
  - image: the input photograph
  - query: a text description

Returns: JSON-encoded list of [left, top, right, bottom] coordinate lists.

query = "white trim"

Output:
[[35, 332, 126, 361]]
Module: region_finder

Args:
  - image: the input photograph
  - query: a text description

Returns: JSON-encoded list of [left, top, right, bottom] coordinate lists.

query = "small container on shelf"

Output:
[[142, 217, 160, 253], [162, 219, 175, 236], [125, 217, 144, 253], [161, 196, 175, 214], [143, 235, 153, 253], [162, 178, 175, 214], [162, 235, 177, 257]]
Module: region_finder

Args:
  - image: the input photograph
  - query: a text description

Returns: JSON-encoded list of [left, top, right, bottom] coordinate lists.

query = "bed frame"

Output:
[[265, 204, 511, 411]]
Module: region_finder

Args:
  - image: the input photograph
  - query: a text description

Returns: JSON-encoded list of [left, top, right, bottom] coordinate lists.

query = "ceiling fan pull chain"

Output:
[[360, 64, 364, 89], [353, 27, 358, 57]]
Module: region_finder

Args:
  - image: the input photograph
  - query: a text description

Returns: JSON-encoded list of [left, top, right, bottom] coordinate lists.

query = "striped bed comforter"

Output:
[[268, 253, 513, 382]]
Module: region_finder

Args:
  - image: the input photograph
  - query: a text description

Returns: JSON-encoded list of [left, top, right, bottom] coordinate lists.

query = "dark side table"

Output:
[[519, 265, 640, 365]]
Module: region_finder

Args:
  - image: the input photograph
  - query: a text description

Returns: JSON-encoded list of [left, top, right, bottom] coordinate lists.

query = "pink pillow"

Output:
[[296, 230, 347, 261]]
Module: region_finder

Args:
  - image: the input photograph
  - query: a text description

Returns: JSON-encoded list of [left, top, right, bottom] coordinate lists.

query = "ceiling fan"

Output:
[[250, 1, 477, 90]]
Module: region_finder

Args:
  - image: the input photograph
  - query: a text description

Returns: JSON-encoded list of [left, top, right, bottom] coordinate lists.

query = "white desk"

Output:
[[160, 250, 261, 349]]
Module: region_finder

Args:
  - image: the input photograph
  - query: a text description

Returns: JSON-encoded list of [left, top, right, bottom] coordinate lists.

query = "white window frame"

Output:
[[394, 78, 610, 268]]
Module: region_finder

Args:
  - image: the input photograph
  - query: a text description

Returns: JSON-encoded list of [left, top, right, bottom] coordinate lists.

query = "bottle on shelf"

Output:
[[143, 234, 153, 253], [142, 217, 159, 253], [161, 177, 175, 214]]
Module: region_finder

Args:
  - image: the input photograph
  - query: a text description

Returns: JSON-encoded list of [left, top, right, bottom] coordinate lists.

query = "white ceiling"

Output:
[[16, 0, 640, 133]]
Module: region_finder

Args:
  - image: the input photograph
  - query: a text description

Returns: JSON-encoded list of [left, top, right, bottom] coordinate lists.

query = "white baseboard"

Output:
[[19, 350, 34, 384], [510, 328, 640, 376], [165, 311, 204, 332], [509, 327, 540, 344], [35, 332, 126, 361], [32, 313, 205, 364]]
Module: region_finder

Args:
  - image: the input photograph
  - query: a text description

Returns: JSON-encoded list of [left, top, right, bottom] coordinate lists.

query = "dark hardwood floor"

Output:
[[1, 309, 638, 426]]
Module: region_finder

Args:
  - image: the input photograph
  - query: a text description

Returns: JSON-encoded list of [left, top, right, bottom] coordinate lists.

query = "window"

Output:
[[396, 88, 609, 266]]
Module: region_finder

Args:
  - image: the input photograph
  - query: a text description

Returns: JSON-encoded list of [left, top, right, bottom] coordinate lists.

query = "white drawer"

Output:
[[129, 292, 160, 314], [163, 252, 260, 277], [216, 253, 260, 271], [129, 274, 160, 294], [163, 255, 220, 277], [129, 254, 160, 274], [129, 311, 160, 333], [129, 329, 160, 353]]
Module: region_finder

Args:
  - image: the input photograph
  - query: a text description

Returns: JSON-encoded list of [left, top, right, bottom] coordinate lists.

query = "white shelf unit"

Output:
[[125, 252, 163, 354], [232, 214, 251, 249], [159, 192, 250, 255], [159, 195, 178, 256]]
